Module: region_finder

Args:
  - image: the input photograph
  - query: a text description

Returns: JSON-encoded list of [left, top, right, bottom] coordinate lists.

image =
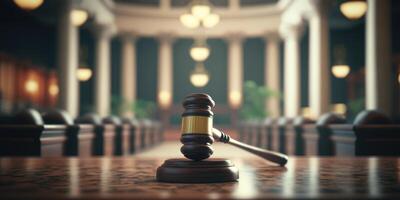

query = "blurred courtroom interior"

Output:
[[1, 0, 400, 199]]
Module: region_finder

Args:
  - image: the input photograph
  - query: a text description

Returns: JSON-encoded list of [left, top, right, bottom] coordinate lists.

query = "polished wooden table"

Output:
[[1, 157, 400, 199]]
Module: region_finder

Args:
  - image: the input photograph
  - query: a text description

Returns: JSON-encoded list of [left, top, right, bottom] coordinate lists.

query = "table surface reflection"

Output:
[[1, 157, 400, 199]]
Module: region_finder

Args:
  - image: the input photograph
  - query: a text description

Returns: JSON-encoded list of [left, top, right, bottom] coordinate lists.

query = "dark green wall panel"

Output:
[[111, 38, 122, 97], [136, 37, 158, 102], [79, 29, 95, 115], [243, 38, 265, 85], [329, 23, 365, 104], [301, 29, 309, 107]]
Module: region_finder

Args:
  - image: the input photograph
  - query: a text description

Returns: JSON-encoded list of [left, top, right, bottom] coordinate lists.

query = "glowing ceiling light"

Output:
[[332, 65, 350, 78], [340, 0, 367, 20], [190, 40, 210, 62], [301, 107, 312, 119], [191, 2, 211, 20], [13, 0, 44, 11], [180, 13, 200, 29], [77, 67, 92, 81], [190, 63, 209, 88], [71, 9, 88, 27], [202, 13, 220, 28], [25, 79, 39, 94]]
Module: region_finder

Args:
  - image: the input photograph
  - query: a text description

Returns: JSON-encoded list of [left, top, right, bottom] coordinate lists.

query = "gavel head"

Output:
[[180, 93, 215, 161]]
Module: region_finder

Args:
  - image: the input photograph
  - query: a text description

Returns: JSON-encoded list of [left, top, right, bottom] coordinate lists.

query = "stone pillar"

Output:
[[227, 34, 244, 109], [160, 0, 170, 11], [229, 0, 240, 11], [94, 24, 114, 117], [120, 34, 137, 118], [366, 0, 392, 115], [308, 0, 330, 119], [265, 34, 281, 118], [282, 24, 302, 117], [57, 0, 79, 117], [157, 34, 174, 110]]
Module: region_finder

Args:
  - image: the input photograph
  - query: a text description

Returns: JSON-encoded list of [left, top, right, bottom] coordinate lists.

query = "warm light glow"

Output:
[[229, 91, 242, 108], [302, 107, 312, 118], [332, 65, 350, 78], [180, 14, 200, 29], [340, 1, 367, 20], [25, 79, 39, 94], [202, 13, 220, 28], [332, 103, 347, 115], [190, 43, 210, 62], [13, 0, 43, 11], [77, 67, 92, 81], [71, 9, 88, 27], [191, 4, 211, 19], [158, 91, 172, 109], [398, 73, 400, 84], [48, 84, 59, 96], [190, 63, 210, 87], [190, 72, 209, 87]]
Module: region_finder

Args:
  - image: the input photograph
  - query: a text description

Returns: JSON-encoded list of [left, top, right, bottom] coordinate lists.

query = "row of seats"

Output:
[[0, 109, 163, 157], [239, 110, 400, 156]]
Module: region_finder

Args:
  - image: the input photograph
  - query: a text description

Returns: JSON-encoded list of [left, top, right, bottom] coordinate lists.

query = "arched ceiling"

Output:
[[114, 0, 279, 7], [114, 0, 287, 38]]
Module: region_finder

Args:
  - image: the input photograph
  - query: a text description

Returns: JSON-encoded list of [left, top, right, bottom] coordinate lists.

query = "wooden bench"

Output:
[[103, 116, 129, 156], [331, 110, 399, 156], [285, 117, 314, 155], [0, 109, 66, 156], [75, 114, 115, 156], [42, 109, 94, 157], [153, 121, 163, 145], [259, 118, 274, 149], [277, 117, 292, 154], [139, 119, 153, 150], [302, 113, 346, 156], [238, 121, 247, 143], [122, 117, 139, 154], [245, 120, 261, 147]]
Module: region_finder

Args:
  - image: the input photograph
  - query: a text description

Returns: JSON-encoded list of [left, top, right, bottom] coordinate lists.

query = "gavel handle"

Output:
[[212, 128, 288, 166]]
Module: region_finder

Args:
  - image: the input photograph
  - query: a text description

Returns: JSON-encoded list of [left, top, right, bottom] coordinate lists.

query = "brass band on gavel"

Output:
[[181, 116, 213, 135]]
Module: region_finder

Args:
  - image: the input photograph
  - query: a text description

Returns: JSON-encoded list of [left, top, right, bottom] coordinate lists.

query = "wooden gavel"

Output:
[[180, 93, 288, 166]]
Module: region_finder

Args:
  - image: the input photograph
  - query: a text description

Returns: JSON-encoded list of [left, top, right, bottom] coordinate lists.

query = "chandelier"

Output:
[[340, 0, 367, 20], [331, 45, 350, 78], [190, 39, 210, 62], [180, 0, 220, 29], [190, 63, 210, 87], [13, 0, 43, 11]]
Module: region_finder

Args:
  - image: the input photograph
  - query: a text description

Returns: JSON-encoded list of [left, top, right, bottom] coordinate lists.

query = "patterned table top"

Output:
[[1, 157, 400, 199]]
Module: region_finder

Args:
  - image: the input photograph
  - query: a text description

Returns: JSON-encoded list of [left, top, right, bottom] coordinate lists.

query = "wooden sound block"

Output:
[[156, 158, 239, 183]]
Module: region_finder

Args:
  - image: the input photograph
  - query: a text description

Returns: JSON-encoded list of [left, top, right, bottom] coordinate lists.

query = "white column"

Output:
[[57, 0, 79, 117], [157, 35, 174, 109], [282, 25, 302, 117], [229, 0, 240, 11], [366, 0, 392, 115], [265, 34, 281, 118], [120, 34, 137, 117], [160, 0, 170, 11], [227, 35, 244, 109], [308, 0, 330, 119], [94, 25, 113, 117]]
